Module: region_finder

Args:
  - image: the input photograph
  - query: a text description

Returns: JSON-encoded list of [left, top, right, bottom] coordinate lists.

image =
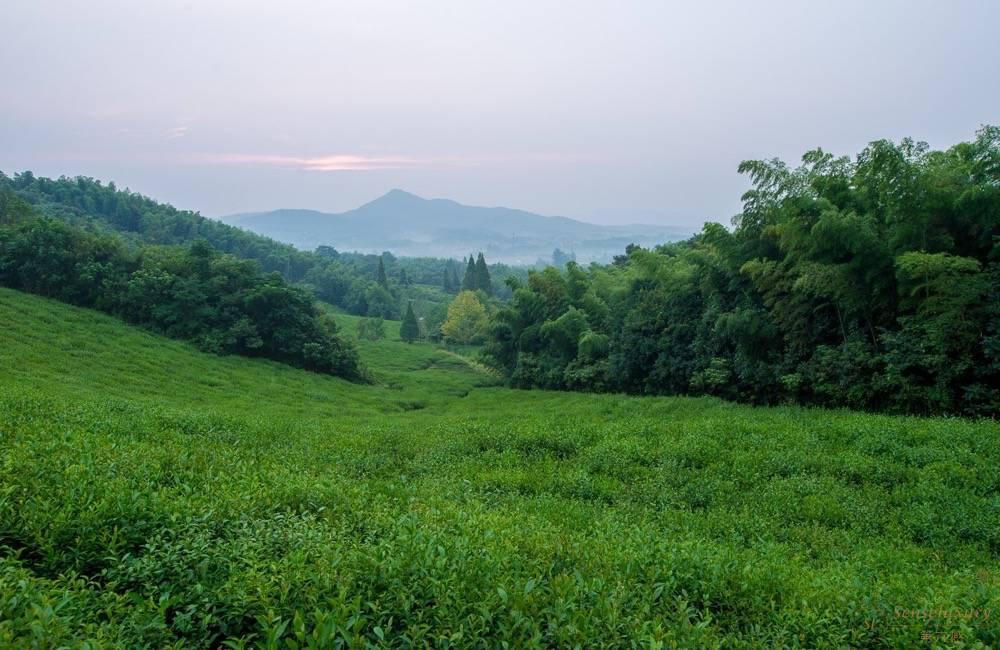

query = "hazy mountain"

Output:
[[220, 190, 692, 264]]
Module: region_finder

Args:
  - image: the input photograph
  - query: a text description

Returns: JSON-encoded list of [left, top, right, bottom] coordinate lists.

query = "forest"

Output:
[[481, 128, 999, 416]]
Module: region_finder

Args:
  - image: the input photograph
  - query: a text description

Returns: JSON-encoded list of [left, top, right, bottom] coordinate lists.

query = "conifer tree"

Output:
[[475, 252, 492, 295], [450, 266, 461, 293], [443, 267, 454, 293], [375, 257, 389, 288], [461, 255, 477, 291], [400, 301, 420, 343]]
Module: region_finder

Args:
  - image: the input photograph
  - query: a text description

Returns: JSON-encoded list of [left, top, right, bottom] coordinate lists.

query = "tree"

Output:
[[356, 317, 385, 341], [442, 267, 454, 293], [552, 248, 576, 267], [315, 245, 339, 259], [475, 252, 492, 294], [375, 257, 389, 288], [441, 290, 488, 344], [461, 255, 477, 291], [400, 301, 420, 343]]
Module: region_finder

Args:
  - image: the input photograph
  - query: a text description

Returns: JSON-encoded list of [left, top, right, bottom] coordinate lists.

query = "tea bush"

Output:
[[1, 289, 997, 648]]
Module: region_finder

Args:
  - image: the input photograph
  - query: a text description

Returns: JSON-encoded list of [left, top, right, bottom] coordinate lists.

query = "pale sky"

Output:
[[2, 0, 998, 227]]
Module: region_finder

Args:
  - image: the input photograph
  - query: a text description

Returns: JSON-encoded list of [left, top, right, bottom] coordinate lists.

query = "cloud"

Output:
[[166, 126, 189, 139], [188, 151, 597, 172], [193, 153, 438, 171]]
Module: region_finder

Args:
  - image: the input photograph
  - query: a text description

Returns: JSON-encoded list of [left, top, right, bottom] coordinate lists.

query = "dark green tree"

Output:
[[375, 257, 389, 288], [475, 252, 492, 294], [400, 301, 420, 343], [461, 255, 477, 291]]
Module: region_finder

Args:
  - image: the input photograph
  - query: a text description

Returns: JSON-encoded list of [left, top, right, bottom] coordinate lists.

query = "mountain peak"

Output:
[[223, 191, 690, 264], [383, 188, 422, 201], [355, 189, 426, 212]]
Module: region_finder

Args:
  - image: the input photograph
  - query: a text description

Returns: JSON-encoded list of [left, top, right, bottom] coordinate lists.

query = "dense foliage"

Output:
[[1, 288, 997, 648], [0, 194, 363, 379], [483, 128, 1000, 415], [441, 290, 489, 344]]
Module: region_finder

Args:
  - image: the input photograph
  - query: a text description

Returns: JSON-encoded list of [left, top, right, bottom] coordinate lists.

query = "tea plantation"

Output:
[[1, 288, 997, 648]]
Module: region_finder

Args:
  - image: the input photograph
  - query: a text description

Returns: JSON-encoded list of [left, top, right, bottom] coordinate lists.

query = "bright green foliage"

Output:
[[441, 290, 488, 344], [1, 288, 998, 648], [399, 302, 420, 342], [482, 127, 1000, 415]]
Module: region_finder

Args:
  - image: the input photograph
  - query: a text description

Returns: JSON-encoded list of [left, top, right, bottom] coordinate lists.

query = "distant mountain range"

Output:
[[219, 190, 692, 264]]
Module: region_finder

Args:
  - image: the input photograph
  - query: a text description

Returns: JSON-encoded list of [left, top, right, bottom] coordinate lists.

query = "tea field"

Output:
[[0, 288, 997, 648]]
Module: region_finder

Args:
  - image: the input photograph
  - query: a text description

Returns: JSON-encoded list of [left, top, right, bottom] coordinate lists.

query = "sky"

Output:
[[2, 0, 998, 228]]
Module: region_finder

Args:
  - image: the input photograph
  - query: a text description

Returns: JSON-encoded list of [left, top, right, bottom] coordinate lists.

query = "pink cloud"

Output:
[[188, 151, 596, 172], [193, 153, 438, 171]]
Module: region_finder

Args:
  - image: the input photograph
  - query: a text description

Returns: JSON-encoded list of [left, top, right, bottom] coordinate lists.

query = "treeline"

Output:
[[483, 128, 1000, 416], [0, 191, 364, 380], [333, 250, 525, 299]]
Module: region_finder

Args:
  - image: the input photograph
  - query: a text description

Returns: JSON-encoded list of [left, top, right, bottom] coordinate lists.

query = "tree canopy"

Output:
[[441, 291, 488, 345], [482, 127, 1000, 416], [400, 302, 420, 343]]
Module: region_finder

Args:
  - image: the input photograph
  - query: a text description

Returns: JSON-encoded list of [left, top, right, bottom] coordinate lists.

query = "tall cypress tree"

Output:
[[375, 257, 389, 288], [461, 255, 477, 291], [450, 266, 461, 293], [443, 267, 454, 293], [475, 252, 492, 295], [400, 301, 420, 343]]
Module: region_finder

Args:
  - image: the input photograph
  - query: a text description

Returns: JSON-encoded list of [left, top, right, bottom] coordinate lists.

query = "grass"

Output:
[[0, 287, 997, 648]]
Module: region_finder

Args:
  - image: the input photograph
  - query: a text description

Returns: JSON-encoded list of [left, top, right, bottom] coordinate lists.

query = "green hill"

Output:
[[1, 287, 997, 647]]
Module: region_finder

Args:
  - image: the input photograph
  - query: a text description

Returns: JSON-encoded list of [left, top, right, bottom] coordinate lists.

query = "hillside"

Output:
[[223, 190, 691, 264], [1, 287, 997, 648], [0, 172, 410, 320]]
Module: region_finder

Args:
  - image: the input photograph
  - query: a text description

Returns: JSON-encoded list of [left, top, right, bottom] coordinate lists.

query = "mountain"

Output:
[[221, 190, 692, 264]]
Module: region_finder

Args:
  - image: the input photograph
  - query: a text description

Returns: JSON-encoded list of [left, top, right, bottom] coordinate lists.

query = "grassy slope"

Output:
[[0, 287, 997, 648]]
